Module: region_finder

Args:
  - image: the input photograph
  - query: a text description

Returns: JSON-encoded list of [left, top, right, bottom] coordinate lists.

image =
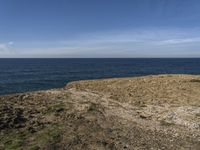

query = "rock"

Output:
[[139, 113, 152, 119]]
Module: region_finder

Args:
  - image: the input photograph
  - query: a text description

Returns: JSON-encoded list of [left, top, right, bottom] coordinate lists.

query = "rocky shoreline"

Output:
[[0, 74, 200, 149]]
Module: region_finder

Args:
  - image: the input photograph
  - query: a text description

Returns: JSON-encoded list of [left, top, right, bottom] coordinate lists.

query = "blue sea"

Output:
[[0, 58, 200, 95]]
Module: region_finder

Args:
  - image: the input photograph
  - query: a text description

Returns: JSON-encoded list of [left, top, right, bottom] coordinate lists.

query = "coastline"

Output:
[[0, 74, 200, 149]]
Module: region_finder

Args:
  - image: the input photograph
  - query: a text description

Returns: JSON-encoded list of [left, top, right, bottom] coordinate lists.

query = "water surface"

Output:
[[0, 58, 200, 95]]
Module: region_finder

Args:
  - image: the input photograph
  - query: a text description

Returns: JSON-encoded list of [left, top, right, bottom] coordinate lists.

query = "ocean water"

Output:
[[0, 58, 200, 95]]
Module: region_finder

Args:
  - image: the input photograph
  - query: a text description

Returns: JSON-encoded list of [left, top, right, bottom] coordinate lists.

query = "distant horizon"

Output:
[[1, 57, 200, 59]]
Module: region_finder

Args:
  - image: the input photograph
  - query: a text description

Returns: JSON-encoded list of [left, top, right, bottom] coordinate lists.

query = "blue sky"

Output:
[[1, 0, 200, 58]]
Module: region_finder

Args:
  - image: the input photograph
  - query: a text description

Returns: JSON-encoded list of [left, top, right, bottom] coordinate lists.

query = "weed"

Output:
[[160, 119, 175, 126], [47, 103, 65, 113], [88, 103, 98, 112], [190, 79, 200, 83]]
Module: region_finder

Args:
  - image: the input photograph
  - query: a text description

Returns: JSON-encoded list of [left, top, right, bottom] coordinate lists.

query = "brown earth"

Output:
[[0, 74, 200, 150]]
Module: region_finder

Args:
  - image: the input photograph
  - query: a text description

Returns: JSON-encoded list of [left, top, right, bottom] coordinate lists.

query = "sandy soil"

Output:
[[0, 74, 200, 150]]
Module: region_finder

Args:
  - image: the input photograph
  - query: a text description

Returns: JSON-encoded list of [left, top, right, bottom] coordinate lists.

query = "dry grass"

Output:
[[1, 74, 200, 149]]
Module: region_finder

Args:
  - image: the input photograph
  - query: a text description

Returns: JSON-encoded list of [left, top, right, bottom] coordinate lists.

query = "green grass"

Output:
[[29, 145, 40, 150], [1, 125, 63, 150], [6, 139, 24, 150], [2, 131, 26, 150], [32, 126, 62, 145], [46, 103, 65, 113]]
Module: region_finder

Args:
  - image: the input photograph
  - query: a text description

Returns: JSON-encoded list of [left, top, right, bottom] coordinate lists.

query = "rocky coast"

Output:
[[0, 74, 200, 150]]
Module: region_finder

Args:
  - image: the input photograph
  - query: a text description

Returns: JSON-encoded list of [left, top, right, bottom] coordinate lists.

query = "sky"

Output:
[[1, 0, 200, 58]]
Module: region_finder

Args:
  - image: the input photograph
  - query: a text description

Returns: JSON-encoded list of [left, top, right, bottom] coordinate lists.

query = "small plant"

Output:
[[47, 103, 65, 113], [48, 130, 61, 142], [160, 119, 175, 126], [195, 113, 200, 117], [190, 79, 200, 83], [3, 132, 26, 150], [29, 126, 62, 148], [29, 145, 40, 150], [88, 103, 98, 112]]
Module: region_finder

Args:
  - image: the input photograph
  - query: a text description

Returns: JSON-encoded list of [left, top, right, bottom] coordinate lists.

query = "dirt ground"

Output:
[[0, 74, 200, 150]]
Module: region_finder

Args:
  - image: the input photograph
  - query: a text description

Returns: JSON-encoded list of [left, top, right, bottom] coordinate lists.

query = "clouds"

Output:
[[157, 37, 200, 45], [8, 42, 13, 45], [0, 42, 14, 57], [1, 27, 200, 58], [0, 44, 7, 51], [59, 27, 200, 45], [80, 28, 199, 57], [53, 28, 200, 57]]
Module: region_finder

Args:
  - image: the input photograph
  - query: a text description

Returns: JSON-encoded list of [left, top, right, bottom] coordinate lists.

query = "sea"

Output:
[[0, 58, 200, 95]]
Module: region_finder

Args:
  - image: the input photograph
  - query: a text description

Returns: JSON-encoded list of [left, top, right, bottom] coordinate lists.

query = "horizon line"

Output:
[[0, 57, 200, 59]]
